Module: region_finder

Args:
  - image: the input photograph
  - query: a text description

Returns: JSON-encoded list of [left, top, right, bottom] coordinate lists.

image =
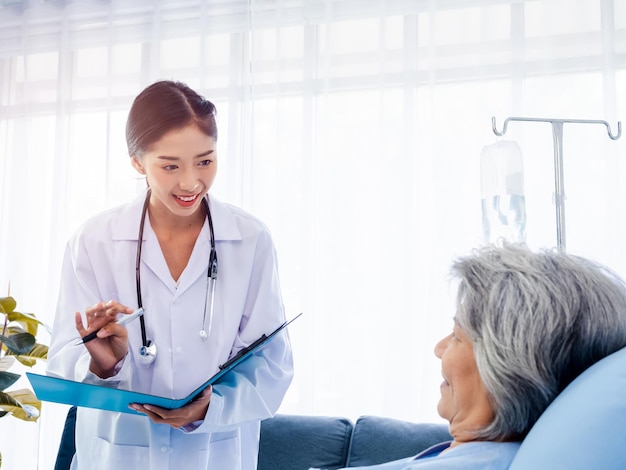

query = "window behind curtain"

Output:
[[1, 1, 625, 469]]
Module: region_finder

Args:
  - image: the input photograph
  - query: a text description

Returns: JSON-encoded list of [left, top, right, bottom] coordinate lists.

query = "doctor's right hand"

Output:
[[75, 300, 134, 379]]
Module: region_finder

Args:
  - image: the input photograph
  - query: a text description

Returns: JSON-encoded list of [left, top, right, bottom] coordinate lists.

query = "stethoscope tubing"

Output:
[[135, 189, 218, 360]]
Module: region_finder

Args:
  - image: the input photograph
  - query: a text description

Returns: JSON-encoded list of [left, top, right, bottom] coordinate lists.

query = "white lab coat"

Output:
[[47, 189, 294, 470]]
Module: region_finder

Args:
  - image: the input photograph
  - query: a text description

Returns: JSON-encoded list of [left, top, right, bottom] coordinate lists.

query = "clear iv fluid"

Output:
[[481, 194, 526, 244]]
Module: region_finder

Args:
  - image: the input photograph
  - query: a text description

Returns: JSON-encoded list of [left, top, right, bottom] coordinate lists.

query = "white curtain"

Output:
[[1, 0, 625, 468]]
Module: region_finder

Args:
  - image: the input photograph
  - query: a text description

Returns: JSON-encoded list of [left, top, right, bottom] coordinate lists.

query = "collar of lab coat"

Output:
[[111, 189, 242, 293]]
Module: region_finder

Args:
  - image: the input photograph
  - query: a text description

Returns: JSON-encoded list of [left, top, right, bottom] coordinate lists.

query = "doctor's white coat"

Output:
[[47, 189, 294, 470]]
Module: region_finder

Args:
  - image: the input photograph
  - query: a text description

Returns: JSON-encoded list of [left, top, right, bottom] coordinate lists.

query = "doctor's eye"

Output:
[[198, 159, 214, 167]]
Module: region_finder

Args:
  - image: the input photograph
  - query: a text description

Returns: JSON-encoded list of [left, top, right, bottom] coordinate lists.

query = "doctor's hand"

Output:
[[75, 300, 134, 379], [129, 386, 213, 429]]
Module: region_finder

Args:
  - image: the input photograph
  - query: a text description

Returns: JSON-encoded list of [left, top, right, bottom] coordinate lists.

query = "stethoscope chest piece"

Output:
[[138, 340, 157, 366]]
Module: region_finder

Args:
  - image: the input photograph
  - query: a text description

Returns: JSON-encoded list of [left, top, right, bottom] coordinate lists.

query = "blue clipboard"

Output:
[[27, 312, 301, 415]]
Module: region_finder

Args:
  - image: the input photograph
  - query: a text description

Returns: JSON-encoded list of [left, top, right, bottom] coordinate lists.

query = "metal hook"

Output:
[[492, 116, 622, 140], [607, 121, 622, 140], [491, 116, 507, 137]]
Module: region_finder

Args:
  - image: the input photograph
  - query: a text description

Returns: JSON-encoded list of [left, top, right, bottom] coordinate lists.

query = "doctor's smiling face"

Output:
[[434, 320, 494, 446], [131, 124, 218, 220], [125, 80, 219, 223]]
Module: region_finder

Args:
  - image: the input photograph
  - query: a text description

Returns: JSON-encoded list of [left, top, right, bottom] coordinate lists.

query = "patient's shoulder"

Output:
[[407, 441, 521, 469]]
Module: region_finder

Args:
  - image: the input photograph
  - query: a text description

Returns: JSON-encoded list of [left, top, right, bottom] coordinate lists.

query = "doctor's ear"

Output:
[[131, 156, 145, 175]]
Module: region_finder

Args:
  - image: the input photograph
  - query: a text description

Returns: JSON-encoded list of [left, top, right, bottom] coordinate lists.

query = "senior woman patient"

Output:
[[329, 243, 626, 470]]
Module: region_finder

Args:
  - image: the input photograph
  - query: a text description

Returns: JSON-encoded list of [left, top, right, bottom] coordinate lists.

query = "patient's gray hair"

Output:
[[452, 243, 626, 441]]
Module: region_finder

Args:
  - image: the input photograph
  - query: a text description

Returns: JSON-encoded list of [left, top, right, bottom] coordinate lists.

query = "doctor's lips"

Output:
[[174, 193, 200, 207], [176, 194, 200, 202]]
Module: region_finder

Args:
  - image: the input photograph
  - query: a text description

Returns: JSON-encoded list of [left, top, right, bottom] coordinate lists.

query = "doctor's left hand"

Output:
[[129, 386, 212, 429]]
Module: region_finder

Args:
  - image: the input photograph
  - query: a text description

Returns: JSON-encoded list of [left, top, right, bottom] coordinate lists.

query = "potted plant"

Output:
[[0, 295, 49, 468]]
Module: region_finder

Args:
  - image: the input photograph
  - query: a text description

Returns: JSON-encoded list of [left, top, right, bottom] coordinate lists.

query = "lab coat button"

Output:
[[176, 347, 183, 354], [161, 446, 168, 453]]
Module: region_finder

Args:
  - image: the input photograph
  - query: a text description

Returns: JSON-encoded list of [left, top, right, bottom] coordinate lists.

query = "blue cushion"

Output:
[[510, 346, 626, 470], [258, 414, 353, 470], [346, 416, 451, 467]]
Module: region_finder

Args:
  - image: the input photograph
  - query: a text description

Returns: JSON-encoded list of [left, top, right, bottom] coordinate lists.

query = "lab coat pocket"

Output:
[[89, 436, 150, 469], [198, 430, 241, 470]]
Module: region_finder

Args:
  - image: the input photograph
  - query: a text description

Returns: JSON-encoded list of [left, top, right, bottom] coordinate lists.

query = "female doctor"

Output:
[[47, 80, 294, 470]]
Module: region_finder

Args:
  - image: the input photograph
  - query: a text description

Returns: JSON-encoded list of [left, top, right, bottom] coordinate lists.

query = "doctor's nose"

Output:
[[179, 171, 201, 192]]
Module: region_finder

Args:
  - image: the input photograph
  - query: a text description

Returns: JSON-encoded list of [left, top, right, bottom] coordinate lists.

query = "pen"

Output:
[[74, 308, 144, 345]]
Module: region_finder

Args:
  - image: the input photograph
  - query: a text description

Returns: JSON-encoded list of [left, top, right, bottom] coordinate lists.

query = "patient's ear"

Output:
[[509, 346, 626, 470]]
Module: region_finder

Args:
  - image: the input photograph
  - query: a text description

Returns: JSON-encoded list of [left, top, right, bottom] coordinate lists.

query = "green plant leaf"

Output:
[[0, 356, 15, 372], [0, 371, 20, 391], [27, 343, 49, 360], [0, 295, 48, 429], [4, 325, 26, 336], [6, 311, 50, 336], [14, 356, 36, 367], [7, 313, 37, 336], [0, 296, 16, 314], [0, 332, 36, 355], [0, 391, 21, 409], [8, 343, 48, 368], [0, 388, 41, 421]]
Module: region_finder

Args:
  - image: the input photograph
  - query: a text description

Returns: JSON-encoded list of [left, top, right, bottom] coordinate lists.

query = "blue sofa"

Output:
[[257, 415, 451, 470], [54, 410, 451, 470]]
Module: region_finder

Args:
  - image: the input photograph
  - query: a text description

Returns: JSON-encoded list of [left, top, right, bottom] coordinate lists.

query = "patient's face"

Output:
[[434, 321, 494, 444]]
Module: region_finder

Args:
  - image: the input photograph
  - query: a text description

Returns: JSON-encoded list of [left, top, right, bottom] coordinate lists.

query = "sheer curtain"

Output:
[[1, 0, 625, 468]]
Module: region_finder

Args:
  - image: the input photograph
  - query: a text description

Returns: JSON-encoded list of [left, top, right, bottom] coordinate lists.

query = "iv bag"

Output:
[[480, 141, 527, 244]]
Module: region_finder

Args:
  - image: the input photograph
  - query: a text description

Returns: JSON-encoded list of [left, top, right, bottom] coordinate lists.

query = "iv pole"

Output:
[[491, 116, 622, 251]]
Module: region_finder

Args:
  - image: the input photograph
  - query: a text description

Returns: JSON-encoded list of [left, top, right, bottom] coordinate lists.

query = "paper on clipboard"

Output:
[[27, 312, 301, 415]]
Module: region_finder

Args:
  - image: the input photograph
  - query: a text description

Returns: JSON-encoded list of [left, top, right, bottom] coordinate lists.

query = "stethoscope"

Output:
[[135, 189, 218, 365]]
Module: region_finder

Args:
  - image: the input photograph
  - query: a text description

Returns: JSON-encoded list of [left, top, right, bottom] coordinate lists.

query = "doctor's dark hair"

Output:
[[126, 80, 217, 158], [451, 243, 626, 441]]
